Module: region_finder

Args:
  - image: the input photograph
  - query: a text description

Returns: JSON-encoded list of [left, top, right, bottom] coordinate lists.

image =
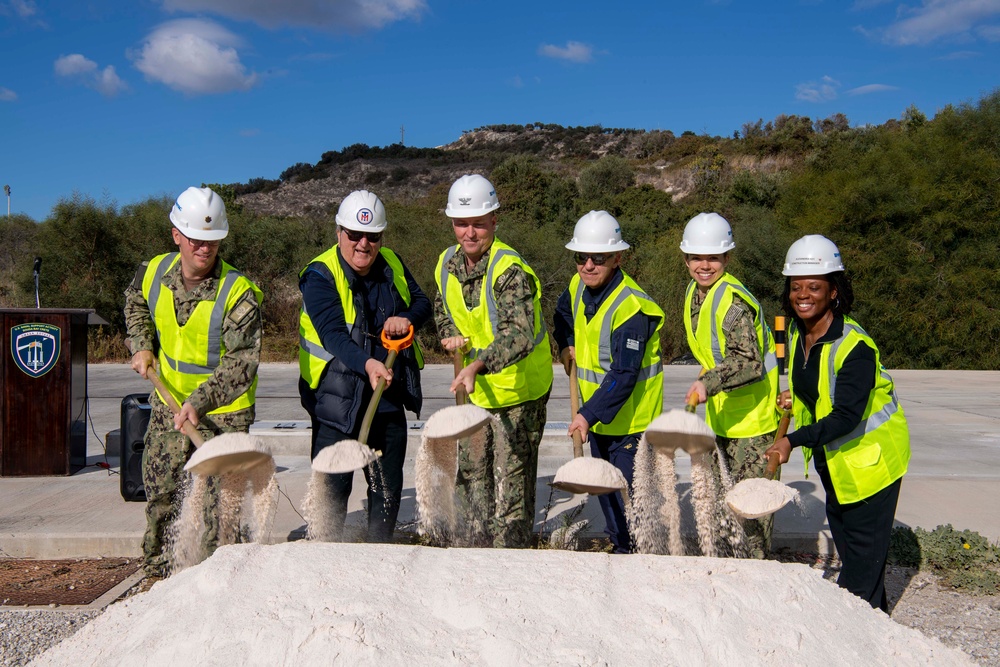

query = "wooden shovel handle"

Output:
[[453, 350, 467, 406], [569, 360, 583, 459], [765, 409, 793, 480], [146, 367, 204, 447], [685, 393, 700, 414]]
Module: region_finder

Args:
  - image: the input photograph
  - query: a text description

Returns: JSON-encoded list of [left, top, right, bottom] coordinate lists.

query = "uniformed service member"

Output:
[[553, 211, 664, 553], [298, 190, 429, 543], [433, 174, 553, 548], [679, 212, 779, 558], [125, 186, 262, 577]]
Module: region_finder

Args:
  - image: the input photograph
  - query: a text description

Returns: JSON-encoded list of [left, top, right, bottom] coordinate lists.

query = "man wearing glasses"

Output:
[[298, 189, 430, 542], [434, 174, 553, 548], [553, 211, 664, 554], [125, 186, 263, 577]]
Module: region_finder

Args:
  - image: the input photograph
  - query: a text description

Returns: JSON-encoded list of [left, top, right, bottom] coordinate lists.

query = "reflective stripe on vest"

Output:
[[434, 240, 553, 409], [788, 317, 910, 503], [144, 253, 259, 414], [570, 271, 664, 435], [438, 245, 547, 359], [684, 274, 779, 438], [298, 246, 424, 389]]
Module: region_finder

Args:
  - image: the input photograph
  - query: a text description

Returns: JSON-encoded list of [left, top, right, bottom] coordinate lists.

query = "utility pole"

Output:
[[3, 185, 9, 217], [400, 125, 405, 146]]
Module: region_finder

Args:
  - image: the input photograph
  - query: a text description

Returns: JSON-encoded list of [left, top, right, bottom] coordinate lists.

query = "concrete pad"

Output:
[[1, 364, 997, 559]]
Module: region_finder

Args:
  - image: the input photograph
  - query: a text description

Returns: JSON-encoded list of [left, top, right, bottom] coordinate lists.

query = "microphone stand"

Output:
[[33, 257, 41, 308]]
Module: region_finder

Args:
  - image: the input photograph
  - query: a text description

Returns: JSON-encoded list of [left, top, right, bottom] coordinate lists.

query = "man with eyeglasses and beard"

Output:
[[298, 190, 430, 543], [125, 186, 263, 577], [553, 211, 664, 554]]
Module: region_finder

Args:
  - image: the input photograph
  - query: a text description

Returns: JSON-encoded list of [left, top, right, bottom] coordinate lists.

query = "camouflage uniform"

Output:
[[690, 291, 776, 559], [434, 245, 549, 548], [124, 258, 262, 575]]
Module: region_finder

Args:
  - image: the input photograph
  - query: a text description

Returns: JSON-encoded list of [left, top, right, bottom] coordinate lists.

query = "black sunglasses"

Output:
[[573, 252, 610, 266], [341, 228, 383, 244]]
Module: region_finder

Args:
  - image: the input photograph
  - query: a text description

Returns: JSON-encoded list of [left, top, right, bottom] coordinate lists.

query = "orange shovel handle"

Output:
[[381, 325, 414, 354]]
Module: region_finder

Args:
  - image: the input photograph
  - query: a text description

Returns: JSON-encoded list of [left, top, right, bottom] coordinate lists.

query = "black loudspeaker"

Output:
[[120, 393, 151, 502]]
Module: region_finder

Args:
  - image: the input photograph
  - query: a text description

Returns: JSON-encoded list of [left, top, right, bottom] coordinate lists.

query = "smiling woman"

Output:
[[766, 234, 911, 613]]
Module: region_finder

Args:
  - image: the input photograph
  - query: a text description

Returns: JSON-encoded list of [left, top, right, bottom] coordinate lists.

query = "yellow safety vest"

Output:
[[788, 317, 910, 504], [298, 246, 424, 390], [684, 273, 779, 438], [435, 239, 553, 409], [142, 252, 261, 414], [570, 272, 664, 435]]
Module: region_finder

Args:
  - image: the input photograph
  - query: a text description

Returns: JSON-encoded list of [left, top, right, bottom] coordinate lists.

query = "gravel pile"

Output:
[[0, 611, 98, 666]]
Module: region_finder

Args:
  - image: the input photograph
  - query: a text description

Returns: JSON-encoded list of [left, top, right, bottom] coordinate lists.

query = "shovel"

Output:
[[725, 409, 799, 520], [550, 358, 628, 496], [312, 326, 414, 475], [421, 348, 493, 439], [145, 367, 272, 477], [642, 395, 717, 457]]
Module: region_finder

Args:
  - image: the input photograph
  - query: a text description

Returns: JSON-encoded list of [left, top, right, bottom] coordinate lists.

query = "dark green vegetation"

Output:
[[889, 524, 1000, 595], [2, 91, 998, 367]]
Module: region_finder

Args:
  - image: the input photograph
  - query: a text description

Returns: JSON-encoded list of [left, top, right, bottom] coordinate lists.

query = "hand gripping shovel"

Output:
[[145, 367, 272, 477], [312, 326, 414, 475], [418, 349, 492, 466], [550, 359, 627, 496], [725, 409, 799, 519]]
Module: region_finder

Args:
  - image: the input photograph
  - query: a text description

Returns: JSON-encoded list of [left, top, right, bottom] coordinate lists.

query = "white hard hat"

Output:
[[336, 190, 387, 232], [565, 210, 630, 253], [445, 174, 500, 218], [169, 187, 228, 241], [782, 235, 845, 276], [679, 212, 735, 254]]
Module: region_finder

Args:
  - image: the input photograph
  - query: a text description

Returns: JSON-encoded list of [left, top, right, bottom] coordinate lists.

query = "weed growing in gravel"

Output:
[[889, 524, 1000, 595]]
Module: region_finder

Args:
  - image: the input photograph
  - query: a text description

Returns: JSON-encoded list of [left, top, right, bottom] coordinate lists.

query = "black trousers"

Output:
[[819, 467, 902, 612], [309, 410, 407, 542], [589, 432, 639, 554]]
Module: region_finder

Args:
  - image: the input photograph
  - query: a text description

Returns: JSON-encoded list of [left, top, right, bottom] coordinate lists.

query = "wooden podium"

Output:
[[0, 308, 95, 476]]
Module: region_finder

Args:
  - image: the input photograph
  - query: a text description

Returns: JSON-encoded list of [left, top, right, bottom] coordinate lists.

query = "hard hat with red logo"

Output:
[[336, 190, 388, 232]]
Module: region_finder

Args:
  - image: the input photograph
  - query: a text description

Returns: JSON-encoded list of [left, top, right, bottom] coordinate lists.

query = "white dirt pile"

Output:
[[726, 478, 801, 519], [31, 542, 973, 667], [312, 440, 378, 474], [551, 456, 626, 494], [184, 433, 272, 476]]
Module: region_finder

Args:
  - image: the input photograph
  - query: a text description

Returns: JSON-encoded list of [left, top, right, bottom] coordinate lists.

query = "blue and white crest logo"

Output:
[[11, 323, 60, 378]]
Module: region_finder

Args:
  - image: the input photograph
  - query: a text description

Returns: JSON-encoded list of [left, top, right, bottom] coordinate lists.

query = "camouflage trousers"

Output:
[[713, 431, 777, 559], [141, 394, 254, 576], [455, 392, 548, 549]]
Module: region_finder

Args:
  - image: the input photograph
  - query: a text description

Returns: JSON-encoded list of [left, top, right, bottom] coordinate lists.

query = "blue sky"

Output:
[[1, 0, 999, 221]]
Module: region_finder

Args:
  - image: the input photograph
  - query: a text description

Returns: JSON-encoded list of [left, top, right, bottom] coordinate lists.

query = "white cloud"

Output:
[[795, 76, 840, 102], [239, 128, 260, 137], [937, 48, 981, 57], [6, 0, 36, 18], [54, 54, 128, 97], [55, 54, 97, 77], [132, 19, 258, 95], [883, 0, 1000, 45], [977, 23, 1000, 39], [160, 0, 426, 31], [539, 41, 595, 63], [509, 75, 523, 88], [0, 87, 17, 101], [847, 83, 899, 95]]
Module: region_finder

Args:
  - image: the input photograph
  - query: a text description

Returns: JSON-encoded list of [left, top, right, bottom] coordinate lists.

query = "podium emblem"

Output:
[[11, 323, 61, 377]]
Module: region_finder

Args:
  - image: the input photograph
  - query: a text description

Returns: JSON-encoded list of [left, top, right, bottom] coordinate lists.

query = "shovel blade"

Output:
[[643, 409, 716, 456], [312, 440, 379, 474], [184, 433, 272, 476]]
